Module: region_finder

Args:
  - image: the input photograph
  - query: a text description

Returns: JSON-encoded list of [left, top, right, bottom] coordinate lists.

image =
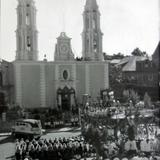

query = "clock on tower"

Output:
[[60, 43, 69, 54]]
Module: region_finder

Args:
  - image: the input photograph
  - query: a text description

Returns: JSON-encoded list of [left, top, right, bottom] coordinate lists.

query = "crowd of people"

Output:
[[15, 136, 97, 160], [80, 99, 160, 160], [13, 96, 160, 160], [101, 135, 160, 159], [14, 135, 160, 160]]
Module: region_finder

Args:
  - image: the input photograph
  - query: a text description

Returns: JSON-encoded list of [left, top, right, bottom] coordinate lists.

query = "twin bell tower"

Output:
[[15, 0, 103, 61]]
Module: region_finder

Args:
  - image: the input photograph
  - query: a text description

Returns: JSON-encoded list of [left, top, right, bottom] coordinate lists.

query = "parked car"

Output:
[[11, 119, 43, 139]]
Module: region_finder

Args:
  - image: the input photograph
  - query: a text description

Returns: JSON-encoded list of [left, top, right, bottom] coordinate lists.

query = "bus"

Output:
[[12, 119, 43, 139]]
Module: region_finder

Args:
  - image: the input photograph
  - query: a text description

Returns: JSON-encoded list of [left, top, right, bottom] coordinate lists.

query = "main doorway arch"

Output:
[[57, 86, 75, 111]]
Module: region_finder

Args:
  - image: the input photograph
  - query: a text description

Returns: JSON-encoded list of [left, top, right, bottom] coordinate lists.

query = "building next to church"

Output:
[[152, 41, 160, 100], [0, 59, 14, 113], [114, 53, 159, 101], [13, 0, 109, 110]]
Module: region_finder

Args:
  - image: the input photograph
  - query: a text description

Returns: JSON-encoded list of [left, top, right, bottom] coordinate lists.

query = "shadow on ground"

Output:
[[6, 155, 15, 160], [0, 136, 15, 145]]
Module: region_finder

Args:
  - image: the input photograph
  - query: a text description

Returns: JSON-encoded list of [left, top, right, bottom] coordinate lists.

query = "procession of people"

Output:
[[14, 134, 160, 160], [15, 136, 96, 160], [14, 92, 160, 160]]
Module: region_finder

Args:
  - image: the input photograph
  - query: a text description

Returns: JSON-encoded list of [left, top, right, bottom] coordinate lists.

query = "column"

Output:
[[40, 64, 46, 107], [104, 63, 109, 89], [15, 63, 22, 106], [55, 64, 59, 89], [85, 64, 90, 94], [55, 64, 59, 108]]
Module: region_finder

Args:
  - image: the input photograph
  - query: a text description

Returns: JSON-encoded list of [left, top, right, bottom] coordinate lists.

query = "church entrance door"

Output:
[[62, 93, 70, 111], [57, 86, 75, 111]]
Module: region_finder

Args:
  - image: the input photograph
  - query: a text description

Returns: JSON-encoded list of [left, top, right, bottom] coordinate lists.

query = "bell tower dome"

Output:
[[82, 0, 103, 61], [16, 0, 38, 61]]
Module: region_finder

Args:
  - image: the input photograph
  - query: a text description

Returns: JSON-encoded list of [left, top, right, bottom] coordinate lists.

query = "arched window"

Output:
[[27, 36, 31, 51], [93, 39, 97, 52], [26, 13, 30, 25], [93, 18, 96, 29]]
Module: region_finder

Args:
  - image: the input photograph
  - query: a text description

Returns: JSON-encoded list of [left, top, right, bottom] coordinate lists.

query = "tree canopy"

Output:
[[131, 48, 147, 56]]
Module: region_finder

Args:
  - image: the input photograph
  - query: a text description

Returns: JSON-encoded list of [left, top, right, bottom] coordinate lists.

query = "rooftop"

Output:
[[116, 56, 151, 71]]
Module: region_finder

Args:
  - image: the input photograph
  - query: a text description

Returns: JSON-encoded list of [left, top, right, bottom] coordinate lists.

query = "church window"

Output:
[[26, 13, 30, 25], [63, 70, 68, 80], [93, 39, 97, 52], [27, 36, 31, 51], [93, 18, 96, 29]]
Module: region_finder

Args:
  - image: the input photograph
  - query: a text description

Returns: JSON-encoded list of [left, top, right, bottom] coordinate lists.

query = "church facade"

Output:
[[13, 0, 109, 109]]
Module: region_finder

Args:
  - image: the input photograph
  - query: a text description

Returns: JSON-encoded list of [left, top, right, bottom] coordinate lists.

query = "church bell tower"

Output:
[[82, 0, 103, 61], [16, 0, 38, 61]]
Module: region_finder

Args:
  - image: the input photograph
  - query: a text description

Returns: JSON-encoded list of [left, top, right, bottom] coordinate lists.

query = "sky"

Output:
[[0, 0, 160, 62]]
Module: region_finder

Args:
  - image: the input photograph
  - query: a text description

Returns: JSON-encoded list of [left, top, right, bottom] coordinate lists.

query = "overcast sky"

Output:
[[0, 0, 160, 61]]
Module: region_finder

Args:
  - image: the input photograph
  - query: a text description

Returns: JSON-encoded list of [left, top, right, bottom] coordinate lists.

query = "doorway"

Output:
[[57, 86, 75, 111]]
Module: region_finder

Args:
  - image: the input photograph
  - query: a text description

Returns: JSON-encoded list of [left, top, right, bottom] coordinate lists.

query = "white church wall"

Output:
[[14, 61, 109, 109]]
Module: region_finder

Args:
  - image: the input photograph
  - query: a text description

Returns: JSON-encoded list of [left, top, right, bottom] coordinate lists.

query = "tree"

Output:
[[144, 92, 152, 108], [112, 52, 124, 59], [131, 48, 147, 56]]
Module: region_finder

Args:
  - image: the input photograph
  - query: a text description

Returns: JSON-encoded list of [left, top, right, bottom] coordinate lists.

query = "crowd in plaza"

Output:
[[15, 136, 97, 160], [82, 121, 160, 159], [14, 135, 160, 160], [80, 98, 160, 159], [101, 134, 160, 158], [13, 93, 160, 160]]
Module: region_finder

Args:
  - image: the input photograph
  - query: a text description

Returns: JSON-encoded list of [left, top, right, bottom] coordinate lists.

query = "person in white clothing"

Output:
[[124, 139, 130, 151], [140, 139, 151, 157], [124, 139, 137, 157]]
